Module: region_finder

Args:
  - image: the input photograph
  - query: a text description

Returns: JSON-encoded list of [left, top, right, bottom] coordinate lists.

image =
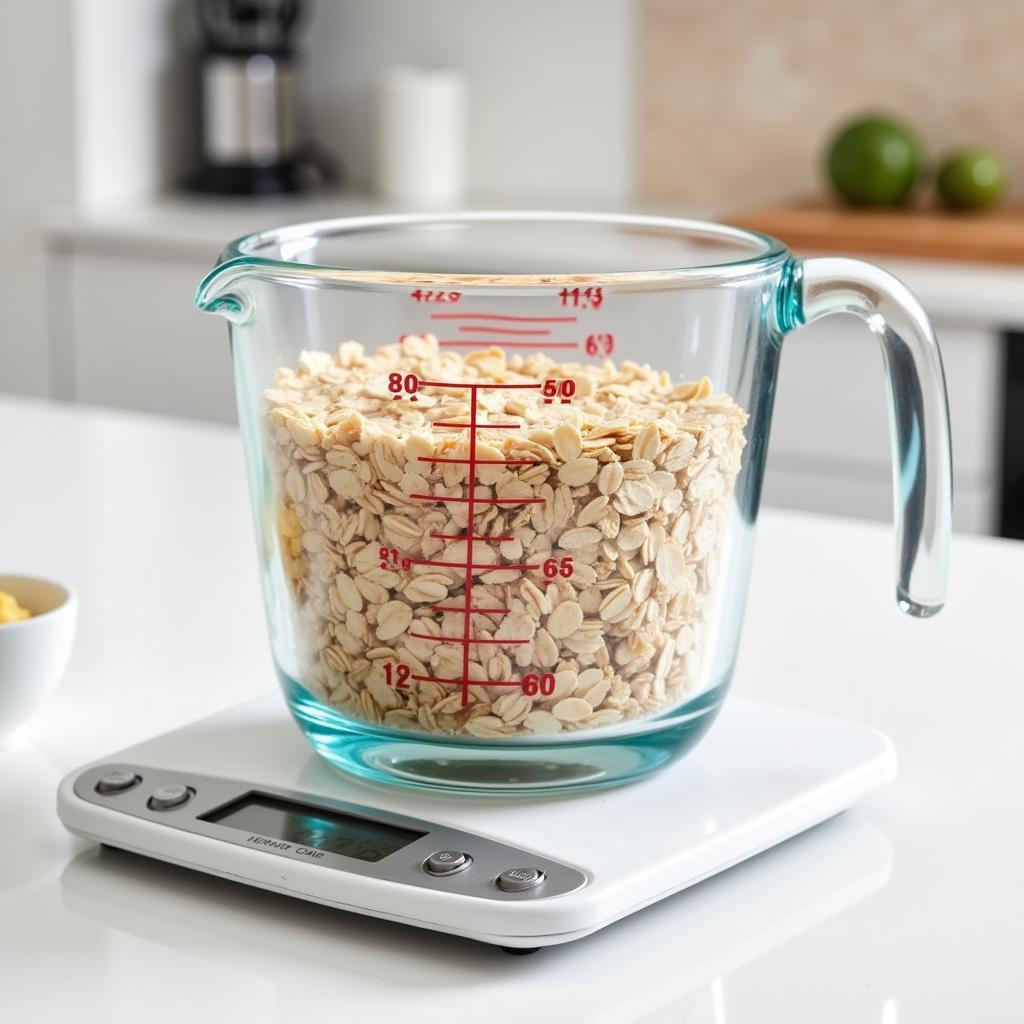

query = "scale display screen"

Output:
[[202, 793, 425, 862]]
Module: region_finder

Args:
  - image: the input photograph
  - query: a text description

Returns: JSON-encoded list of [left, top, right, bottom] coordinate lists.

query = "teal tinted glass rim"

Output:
[[204, 211, 790, 290]]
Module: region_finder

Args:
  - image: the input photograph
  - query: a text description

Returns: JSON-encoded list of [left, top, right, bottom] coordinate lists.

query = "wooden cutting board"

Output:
[[727, 199, 1024, 265]]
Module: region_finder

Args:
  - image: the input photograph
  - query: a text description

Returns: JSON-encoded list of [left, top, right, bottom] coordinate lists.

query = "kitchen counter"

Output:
[[45, 193, 1024, 327], [43, 192, 655, 261], [2, 394, 1022, 1022]]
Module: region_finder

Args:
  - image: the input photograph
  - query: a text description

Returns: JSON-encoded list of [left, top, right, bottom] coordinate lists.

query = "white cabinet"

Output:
[[53, 250, 235, 423], [764, 315, 1003, 535], [44, 194, 397, 423]]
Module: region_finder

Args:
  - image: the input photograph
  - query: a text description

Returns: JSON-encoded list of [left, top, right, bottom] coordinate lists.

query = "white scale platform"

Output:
[[57, 696, 895, 949]]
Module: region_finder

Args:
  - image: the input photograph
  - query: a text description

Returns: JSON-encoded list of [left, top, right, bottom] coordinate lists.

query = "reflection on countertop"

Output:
[[56, 812, 891, 1023]]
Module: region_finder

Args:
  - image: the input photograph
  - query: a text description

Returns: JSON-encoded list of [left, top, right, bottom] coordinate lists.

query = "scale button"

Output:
[[424, 850, 471, 875], [496, 867, 545, 893], [94, 769, 140, 795], [147, 784, 193, 811]]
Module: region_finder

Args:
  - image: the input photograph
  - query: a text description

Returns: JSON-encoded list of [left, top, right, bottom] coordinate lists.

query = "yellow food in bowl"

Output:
[[0, 592, 32, 623]]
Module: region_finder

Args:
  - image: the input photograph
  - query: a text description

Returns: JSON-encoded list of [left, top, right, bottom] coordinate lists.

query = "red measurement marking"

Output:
[[408, 558, 540, 570], [460, 388, 479, 705], [585, 333, 616, 356], [429, 533, 515, 542], [522, 672, 557, 697], [408, 379, 550, 706], [411, 289, 461, 303], [388, 372, 420, 397], [431, 421, 521, 430], [383, 663, 413, 690], [430, 606, 511, 615], [439, 340, 580, 349], [542, 379, 576, 404], [456, 326, 550, 335], [419, 456, 539, 466], [560, 285, 603, 310], [411, 674, 526, 687], [429, 313, 577, 322], [418, 380, 542, 390], [409, 633, 530, 646], [409, 494, 546, 506]]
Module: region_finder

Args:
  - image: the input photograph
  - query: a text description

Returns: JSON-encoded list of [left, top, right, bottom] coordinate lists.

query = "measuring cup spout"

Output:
[[194, 259, 256, 324]]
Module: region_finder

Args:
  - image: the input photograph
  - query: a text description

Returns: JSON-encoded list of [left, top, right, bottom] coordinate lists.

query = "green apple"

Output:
[[936, 149, 1006, 210], [826, 117, 922, 207]]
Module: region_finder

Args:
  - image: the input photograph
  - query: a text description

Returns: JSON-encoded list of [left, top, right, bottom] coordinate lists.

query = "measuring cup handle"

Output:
[[785, 257, 953, 617]]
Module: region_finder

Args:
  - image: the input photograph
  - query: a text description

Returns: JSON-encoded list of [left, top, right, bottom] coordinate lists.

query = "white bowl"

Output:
[[0, 575, 77, 746]]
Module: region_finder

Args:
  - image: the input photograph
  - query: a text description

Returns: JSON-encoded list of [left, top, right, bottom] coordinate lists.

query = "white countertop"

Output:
[[42, 192, 652, 261], [2, 394, 1023, 1022]]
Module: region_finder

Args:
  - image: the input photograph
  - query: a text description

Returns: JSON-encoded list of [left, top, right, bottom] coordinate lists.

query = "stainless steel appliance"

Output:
[[189, 0, 336, 195]]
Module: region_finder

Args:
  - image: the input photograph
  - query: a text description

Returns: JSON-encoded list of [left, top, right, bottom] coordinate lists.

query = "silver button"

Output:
[[147, 784, 193, 811], [95, 769, 140, 795], [496, 867, 545, 892], [424, 850, 470, 875]]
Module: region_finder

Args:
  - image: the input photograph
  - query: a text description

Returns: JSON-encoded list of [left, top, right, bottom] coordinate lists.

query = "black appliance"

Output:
[[188, 0, 337, 195], [1001, 334, 1024, 539]]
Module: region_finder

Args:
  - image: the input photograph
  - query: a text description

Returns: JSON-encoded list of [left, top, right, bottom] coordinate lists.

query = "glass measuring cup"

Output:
[[196, 212, 951, 794]]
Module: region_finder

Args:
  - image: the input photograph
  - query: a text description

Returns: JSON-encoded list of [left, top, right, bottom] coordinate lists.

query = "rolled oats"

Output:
[[558, 458, 600, 487], [547, 601, 585, 639], [524, 710, 562, 734], [558, 526, 603, 549], [552, 423, 583, 462], [377, 600, 413, 641], [597, 462, 625, 495], [265, 334, 747, 739], [552, 697, 594, 723]]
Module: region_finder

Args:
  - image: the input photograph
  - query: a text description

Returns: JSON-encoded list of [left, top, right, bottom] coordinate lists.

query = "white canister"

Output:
[[376, 66, 467, 207]]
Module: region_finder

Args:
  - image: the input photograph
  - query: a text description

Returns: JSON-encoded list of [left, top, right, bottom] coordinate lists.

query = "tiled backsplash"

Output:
[[639, 0, 1023, 205]]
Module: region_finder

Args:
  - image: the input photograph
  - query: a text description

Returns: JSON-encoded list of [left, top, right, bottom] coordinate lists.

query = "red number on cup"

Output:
[[542, 378, 577, 404], [558, 286, 604, 310], [584, 334, 615, 357], [410, 290, 461, 303], [384, 663, 412, 689], [542, 556, 574, 579], [387, 372, 419, 396], [522, 672, 556, 697], [379, 547, 412, 572]]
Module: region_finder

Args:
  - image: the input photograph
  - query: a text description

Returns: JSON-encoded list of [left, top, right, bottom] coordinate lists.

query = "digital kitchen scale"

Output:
[[57, 695, 895, 951]]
